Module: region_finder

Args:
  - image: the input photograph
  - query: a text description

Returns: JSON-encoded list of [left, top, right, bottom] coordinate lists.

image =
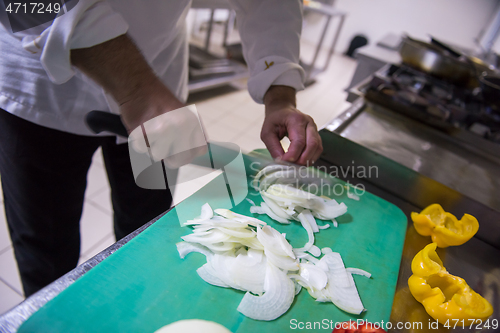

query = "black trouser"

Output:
[[0, 110, 172, 297]]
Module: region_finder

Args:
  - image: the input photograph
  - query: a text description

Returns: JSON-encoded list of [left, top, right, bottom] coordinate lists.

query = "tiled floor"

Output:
[[0, 45, 357, 315]]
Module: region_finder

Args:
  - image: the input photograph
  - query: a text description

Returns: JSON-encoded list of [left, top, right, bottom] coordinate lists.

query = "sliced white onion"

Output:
[[307, 245, 322, 257], [301, 208, 320, 233], [178, 203, 369, 321], [299, 263, 328, 291], [181, 229, 231, 245], [260, 201, 291, 224], [293, 251, 329, 271], [215, 209, 266, 227], [207, 242, 236, 253], [249, 205, 265, 215], [206, 250, 267, 294], [197, 263, 229, 288], [246, 198, 256, 206], [237, 237, 265, 251], [347, 191, 360, 201], [176, 242, 212, 259], [216, 227, 255, 239], [237, 262, 295, 321], [317, 223, 331, 230], [263, 247, 299, 271], [294, 281, 302, 295], [256, 225, 295, 259], [200, 203, 214, 219], [254, 166, 297, 192], [322, 247, 333, 254], [346, 268, 371, 278], [295, 211, 315, 252], [320, 252, 365, 314], [288, 274, 313, 290], [228, 251, 267, 294], [313, 201, 348, 220]]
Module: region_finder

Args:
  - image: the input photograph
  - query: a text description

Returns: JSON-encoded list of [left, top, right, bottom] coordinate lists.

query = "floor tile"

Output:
[[204, 120, 241, 143], [91, 147, 105, 168], [195, 101, 234, 124], [0, 203, 11, 254], [216, 112, 257, 133], [80, 201, 113, 256], [230, 101, 265, 124], [79, 232, 116, 264], [0, 247, 23, 296], [194, 103, 227, 126], [87, 187, 112, 215], [0, 279, 24, 315], [85, 158, 109, 199]]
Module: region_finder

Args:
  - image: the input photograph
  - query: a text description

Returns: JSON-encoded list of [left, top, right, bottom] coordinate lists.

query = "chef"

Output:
[[0, 0, 323, 296]]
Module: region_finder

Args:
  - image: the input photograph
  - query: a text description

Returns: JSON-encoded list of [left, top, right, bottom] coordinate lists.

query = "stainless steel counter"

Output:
[[340, 103, 500, 212], [318, 98, 500, 332]]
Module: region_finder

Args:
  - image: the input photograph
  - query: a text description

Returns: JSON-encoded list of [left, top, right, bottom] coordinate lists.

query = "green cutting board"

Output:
[[19, 154, 407, 333]]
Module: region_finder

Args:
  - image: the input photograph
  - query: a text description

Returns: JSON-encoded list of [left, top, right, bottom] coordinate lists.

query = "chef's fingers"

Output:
[[260, 123, 286, 159], [280, 114, 309, 164], [296, 121, 323, 166]]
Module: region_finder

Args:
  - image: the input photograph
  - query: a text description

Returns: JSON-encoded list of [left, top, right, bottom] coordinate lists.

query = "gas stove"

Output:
[[324, 62, 500, 249], [363, 64, 500, 145]]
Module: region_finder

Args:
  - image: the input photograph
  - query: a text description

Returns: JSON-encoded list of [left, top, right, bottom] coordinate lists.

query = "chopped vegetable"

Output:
[[249, 165, 349, 249], [236, 262, 295, 321], [411, 204, 479, 248], [408, 243, 493, 325], [177, 204, 370, 321]]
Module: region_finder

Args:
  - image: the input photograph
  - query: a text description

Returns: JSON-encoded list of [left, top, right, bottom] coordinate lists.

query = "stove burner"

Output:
[[365, 65, 500, 143]]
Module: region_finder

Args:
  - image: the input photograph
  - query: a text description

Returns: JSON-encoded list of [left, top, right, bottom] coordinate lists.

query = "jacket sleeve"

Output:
[[19, 0, 129, 84], [228, 0, 305, 103]]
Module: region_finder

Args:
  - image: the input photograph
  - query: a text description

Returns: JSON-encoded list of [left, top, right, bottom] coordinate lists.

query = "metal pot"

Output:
[[399, 36, 482, 87]]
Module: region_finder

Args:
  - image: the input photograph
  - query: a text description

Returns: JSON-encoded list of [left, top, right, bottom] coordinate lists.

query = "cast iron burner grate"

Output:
[[364, 64, 500, 143]]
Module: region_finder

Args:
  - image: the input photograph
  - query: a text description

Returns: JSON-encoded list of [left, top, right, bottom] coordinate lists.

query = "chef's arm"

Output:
[[14, 0, 183, 132], [229, 0, 323, 164], [70, 34, 184, 132]]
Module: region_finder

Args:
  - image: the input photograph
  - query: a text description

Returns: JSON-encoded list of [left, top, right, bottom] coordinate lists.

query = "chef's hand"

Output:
[[261, 85, 323, 165]]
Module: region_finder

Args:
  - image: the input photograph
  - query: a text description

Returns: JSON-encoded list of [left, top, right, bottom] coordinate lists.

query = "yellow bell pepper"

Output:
[[411, 204, 479, 248], [408, 243, 493, 326]]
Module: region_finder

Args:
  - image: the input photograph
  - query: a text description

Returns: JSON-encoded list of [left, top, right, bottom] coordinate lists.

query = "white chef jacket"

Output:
[[0, 0, 305, 136]]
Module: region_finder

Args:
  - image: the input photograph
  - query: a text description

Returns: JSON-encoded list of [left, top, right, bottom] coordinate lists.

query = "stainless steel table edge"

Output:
[[321, 99, 500, 248], [0, 209, 170, 333], [317, 100, 500, 332]]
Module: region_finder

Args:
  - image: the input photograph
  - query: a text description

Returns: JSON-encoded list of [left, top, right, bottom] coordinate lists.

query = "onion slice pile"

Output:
[[177, 204, 371, 320], [250, 165, 349, 250]]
